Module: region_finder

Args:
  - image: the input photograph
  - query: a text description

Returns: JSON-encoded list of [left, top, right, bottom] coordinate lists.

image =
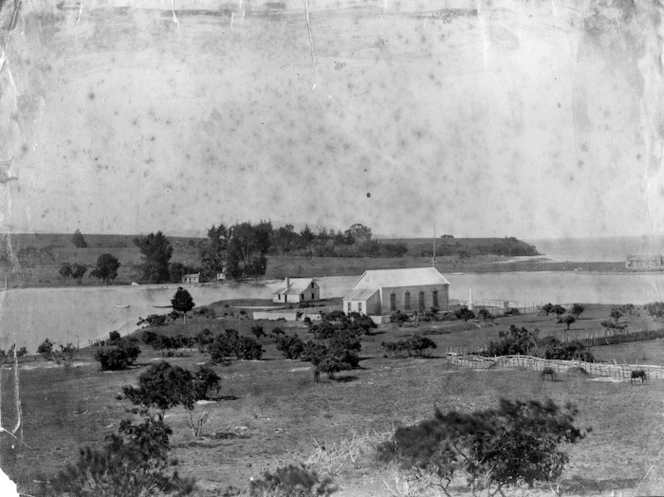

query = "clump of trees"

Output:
[[483, 325, 594, 362], [377, 399, 586, 497], [269, 222, 408, 258], [134, 232, 173, 283], [208, 329, 264, 362], [89, 253, 121, 284]]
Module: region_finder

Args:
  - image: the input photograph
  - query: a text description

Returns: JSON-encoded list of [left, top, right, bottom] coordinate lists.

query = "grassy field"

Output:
[[2, 303, 664, 496]]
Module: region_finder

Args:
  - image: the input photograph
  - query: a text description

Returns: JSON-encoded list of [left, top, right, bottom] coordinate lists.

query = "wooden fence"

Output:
[[561, 328, 664, 347], [447, 353, 664, 381]]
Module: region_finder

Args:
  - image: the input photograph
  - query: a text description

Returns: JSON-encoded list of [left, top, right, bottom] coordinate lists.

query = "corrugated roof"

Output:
[[273, 278, 317, 295], [356, 267, 450, 288], [344, 288, 379, 301]]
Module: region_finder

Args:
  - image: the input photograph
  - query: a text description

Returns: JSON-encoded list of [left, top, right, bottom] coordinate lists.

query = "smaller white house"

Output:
[[272, 277, 320, 304], [182, 273, 200, 284]]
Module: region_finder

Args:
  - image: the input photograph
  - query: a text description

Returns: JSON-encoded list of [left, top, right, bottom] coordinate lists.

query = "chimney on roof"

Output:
[[285, 276, 290, 288]]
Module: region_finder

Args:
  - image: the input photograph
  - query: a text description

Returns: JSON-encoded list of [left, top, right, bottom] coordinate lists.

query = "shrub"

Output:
[[192, 366, 221, 400], [137, 314, 168, 327], [55, 343, 78, 364], [194, 328, 214, 351], [95, 338, 141, 371], [194, 306, 216, 319], [251, 324, 266, 339], [37, 338, 54, 359], [42, 416, 195, 497], [645, 301, 664, 318], [108, 330, 122, 344], [249, 464, 336, 497], [300, 341, 328, 365], [382, 335, 437, 358], [276, 333, 305, 360], [503, 307, 521, 316], [142, 329, 159, 346], [377, 399, 586, 496], [550, 305, 566, 316], [478, 308, 493, 321], [271, 327, 286, 337], [209, 330, 263, 362], [558, 314, 576, 330], [484, 325, 538, 357], [571, 303, 585, 318], [389, 310, 410, 326], [538, 337, 594, 362], [123, 361, 197, 412], [454, 306, 475, 321], [233, 336, 264, 360]]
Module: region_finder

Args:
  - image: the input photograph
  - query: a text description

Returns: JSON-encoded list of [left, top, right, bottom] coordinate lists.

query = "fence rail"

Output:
[[446, 352, 664, 380]]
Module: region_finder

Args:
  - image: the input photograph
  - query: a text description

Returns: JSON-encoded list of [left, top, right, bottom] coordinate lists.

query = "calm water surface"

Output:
[[2, 272, 664, 350]]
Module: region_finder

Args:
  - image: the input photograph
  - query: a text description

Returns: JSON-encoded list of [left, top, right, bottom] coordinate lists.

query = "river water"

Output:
[[2, 272, 664, 351]]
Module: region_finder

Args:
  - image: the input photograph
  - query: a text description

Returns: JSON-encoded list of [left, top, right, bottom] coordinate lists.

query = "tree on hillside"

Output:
[[134, 232, 173, 283], [559, 314, 576, 330], [71, 229, 88, 248], [171, 287, 195, 324], [200, 224, 228, 280], [225, 221, 272, 279], [89, 253, 120, 284], [571, 303, 585, 318], [59, 262, 87, 284], [344, 223, 372, 243]]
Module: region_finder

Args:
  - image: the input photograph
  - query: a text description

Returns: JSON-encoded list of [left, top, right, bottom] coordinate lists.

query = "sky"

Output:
[[0, 0, 662, 239]]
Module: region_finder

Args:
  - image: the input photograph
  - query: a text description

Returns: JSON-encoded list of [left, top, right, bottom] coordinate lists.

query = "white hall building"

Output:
[[342, 267, 450, 316]]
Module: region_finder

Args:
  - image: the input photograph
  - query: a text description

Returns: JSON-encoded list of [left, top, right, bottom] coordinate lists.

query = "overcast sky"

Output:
[[0, 0, 662, 239]]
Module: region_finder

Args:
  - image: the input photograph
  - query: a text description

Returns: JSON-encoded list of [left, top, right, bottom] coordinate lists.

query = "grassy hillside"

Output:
[[4, 303, 664, 496]]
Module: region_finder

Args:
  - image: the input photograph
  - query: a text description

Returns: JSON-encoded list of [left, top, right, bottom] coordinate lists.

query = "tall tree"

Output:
[[89, 254, 120, 284], [171, 287, 195, 324], [345, 223, 372, 243], [71, 229, 88, 248], [226, 221, 272, 279], [200, 224, 227, 280], [134, 232, 173, 283]]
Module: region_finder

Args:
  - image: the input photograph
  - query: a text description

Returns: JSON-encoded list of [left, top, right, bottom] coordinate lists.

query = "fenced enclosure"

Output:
[[446, 351, 664, 381]]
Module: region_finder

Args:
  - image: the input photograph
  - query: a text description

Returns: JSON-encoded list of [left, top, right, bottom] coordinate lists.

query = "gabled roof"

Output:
[[183, 273, 200, 278], [353, 267, 450, 289], [344, 288, 379, 301], [273, 278, 317, 296]]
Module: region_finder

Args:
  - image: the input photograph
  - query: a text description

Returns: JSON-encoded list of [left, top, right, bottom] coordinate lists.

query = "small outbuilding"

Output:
[[343, 267, 450, 316], [272, 277, 320, 304], [182, 273, 200, 284]]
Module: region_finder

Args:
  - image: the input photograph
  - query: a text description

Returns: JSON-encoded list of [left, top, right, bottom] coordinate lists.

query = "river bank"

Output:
[[2, 271, 664, 352]]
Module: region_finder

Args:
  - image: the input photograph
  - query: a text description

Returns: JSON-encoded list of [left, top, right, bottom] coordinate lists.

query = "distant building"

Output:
[[625, 254, 664, 270], [182, 273, 200, 284], [216, 272, 226, 281], [343, 267, 450, 316], [272, 277, 320, 304]]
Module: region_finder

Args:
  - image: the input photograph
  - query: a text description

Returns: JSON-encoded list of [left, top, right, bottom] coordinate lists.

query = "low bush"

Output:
[[195, 328, 215, 352], [389, 310, 410, 327], [251, 324, 266, 339], [194, 306, 216, 319], [249, 464, 336, 497], [137, 314, 169, 327], [108, 330, 122, 344], [382, 335, 437, 358], [233, 336, 264, 360], [95, 338, 141, 371], [454, 306, 476, 321]]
